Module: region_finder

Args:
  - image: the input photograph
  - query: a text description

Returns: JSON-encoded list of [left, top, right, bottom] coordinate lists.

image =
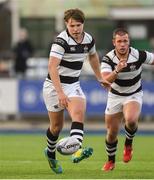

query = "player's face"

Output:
[[66, 18, 84, 41], [113, 34, 130, 55]]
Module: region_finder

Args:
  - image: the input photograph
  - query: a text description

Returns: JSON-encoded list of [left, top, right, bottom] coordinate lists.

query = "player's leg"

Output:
[[102, 93, 123, 171], [123, 101, 141, 163], [67, 97, 86, 146], [46, 111, 64, 159], [102, 113, 122, 171], [44, 111, 64, 174], [67, 97, 93, 163], [43, 80, 64, 173]]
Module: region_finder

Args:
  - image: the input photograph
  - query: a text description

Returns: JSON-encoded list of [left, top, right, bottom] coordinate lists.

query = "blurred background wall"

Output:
[[0, 0, 154, 122]]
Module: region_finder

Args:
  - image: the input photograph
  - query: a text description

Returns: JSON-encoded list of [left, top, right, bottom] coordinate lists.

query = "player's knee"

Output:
[[125, 113, 139, 123]]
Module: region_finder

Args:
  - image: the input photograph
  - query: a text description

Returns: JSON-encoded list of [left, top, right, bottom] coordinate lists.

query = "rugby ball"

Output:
[[56, 136, 80, 155]]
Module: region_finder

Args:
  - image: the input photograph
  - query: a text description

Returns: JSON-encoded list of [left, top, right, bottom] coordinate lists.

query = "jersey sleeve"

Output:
[[144, 51, 154, 64], [138, 50, 154, 64], [89, 44, 96, 55], [49, 37, 66, 59], [101, 56, 112, 73], [88, 38, 96, 55]]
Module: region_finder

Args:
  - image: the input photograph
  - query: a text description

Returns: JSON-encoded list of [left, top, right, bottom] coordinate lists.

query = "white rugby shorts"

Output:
[[105, 91, 143, 115], [43, 80, 86, 112]]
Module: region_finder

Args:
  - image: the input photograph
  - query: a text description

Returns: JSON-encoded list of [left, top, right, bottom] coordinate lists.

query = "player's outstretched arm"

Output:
[[88, 53, 111, 89]]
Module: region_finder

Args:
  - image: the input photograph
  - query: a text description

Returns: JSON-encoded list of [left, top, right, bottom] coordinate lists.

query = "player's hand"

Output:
[[58, 92, 70, 108], [99, 79, 111, 89], [116, 59, 127, 72]]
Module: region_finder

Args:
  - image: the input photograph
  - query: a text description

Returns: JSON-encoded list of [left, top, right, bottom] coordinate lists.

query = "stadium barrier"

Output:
[[0, 78, 154, 116]]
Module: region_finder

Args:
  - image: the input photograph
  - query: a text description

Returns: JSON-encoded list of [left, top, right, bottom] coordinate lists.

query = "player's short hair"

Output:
[[113, 28, 129, 39], [64, 8, 85, 23]]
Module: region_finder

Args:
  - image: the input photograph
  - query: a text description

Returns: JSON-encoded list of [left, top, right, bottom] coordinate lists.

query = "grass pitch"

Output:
[[0, 133, 154, 179]]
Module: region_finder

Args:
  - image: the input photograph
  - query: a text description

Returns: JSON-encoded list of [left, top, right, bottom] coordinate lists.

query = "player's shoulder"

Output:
[[54, 30, 69, 47], [101, 49, 115, 64], [84, 32, 94, 42], [129, 47, 140, 58], [82, 32, 95, 46], [57, 30, 68, 40], [105, 49, 115, 60]]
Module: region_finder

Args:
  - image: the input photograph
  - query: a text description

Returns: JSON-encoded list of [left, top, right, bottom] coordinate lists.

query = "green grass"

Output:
[[0, 134, 154, 179]]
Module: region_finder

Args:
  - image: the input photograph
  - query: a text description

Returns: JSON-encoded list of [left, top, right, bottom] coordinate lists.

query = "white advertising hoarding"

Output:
[[0, 78, 18, 114]]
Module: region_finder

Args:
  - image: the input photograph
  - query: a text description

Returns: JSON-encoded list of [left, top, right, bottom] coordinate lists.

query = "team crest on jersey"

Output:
[[70, 46, 76, 51], [84, 46, 88, 53], [130, 64, 136, 71]]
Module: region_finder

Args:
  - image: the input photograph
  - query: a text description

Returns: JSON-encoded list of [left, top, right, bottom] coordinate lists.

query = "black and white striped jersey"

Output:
[[47, 29, 96, 84], [101, 47, 154, 96]]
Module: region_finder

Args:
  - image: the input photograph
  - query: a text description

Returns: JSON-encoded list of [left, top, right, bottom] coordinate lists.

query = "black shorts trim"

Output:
[[110, 86, 142, 96], [47, 74, 79, 84]]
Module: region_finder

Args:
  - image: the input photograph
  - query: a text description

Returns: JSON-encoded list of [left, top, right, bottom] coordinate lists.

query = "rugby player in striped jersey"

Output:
[[101, 28, 154, 171], [43, 8, 110, 174]]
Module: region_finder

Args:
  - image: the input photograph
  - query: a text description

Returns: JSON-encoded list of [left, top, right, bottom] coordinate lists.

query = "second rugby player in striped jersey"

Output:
[[101, 28, 154, 171], [43, 8, 110, 174]]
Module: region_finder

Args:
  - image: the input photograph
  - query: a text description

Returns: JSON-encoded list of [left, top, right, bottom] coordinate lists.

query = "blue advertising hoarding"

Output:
[[18, 79, 154, 115], [19, 79, 47, 114], [142, 81, 154, 115], [81, 80, 107, 114]]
